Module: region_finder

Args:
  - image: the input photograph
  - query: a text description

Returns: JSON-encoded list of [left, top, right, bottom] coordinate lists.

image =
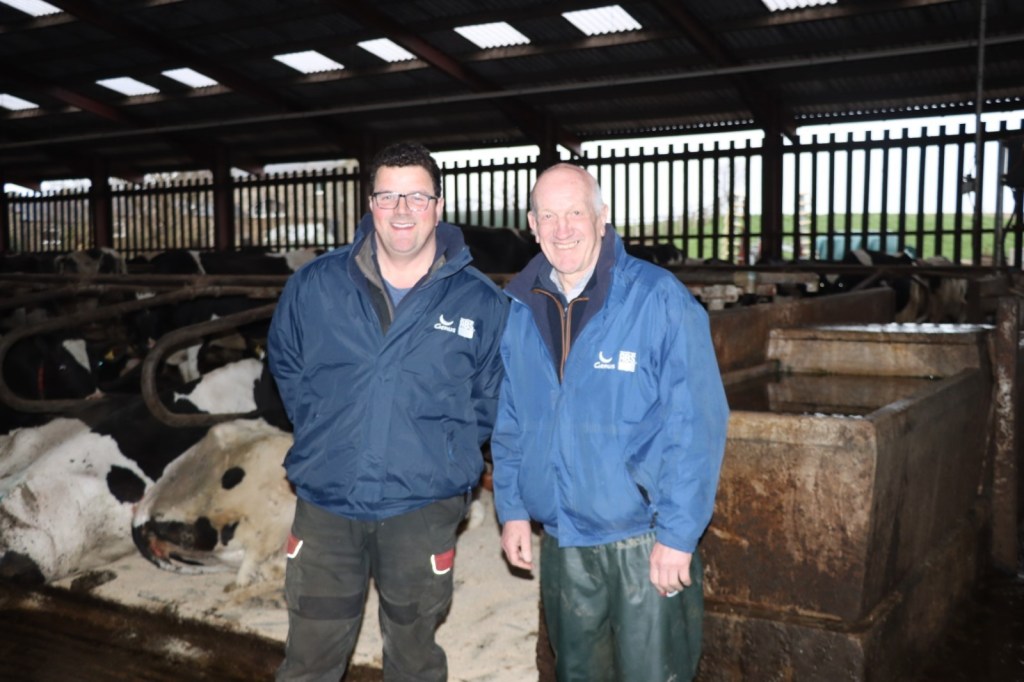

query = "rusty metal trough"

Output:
[[701, 322, 994, 681]]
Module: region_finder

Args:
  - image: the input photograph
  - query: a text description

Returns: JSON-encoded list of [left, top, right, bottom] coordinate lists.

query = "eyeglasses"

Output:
[[371, 191, 438, 212]]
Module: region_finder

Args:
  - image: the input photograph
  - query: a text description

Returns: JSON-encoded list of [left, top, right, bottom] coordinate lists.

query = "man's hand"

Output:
[[649, 542, 692, 596], [501, 520, 534, 570]]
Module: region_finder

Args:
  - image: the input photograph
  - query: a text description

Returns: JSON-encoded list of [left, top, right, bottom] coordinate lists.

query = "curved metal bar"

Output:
[[0, 272, 291, 288], [0, 283, 161, 312], [0, 285, 281, 413], [140, 303, 279, 428]]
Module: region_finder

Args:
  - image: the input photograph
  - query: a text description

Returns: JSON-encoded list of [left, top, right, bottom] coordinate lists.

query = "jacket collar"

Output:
[[349, 212, 472, 284]]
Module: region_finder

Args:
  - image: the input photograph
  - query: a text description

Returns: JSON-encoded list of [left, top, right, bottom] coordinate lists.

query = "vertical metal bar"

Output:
[[743, 147, 752, 264], [844, 133, 854, 256], [682, 146, 690, 259], [861, 135, 872, 237], [898, 129, 910, 254], [712, 144, 721, 259], [726, 144, 735, 263], [808, 136, 818, 262], [697, 151, 706, 259], [954, 123, 967, 263], [880, 130, 891, 252], [936, 130, 948, 259], [916, 135, 928, 258], [826, 133, 836, 261], [793, 141, 802, 259]]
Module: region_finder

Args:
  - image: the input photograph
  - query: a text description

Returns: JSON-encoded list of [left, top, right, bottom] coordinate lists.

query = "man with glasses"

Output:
[[269, 142, 508, 681]]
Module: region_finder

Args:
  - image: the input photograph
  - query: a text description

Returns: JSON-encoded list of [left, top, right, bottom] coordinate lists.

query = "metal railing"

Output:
[[5, 116, 1023, 266]]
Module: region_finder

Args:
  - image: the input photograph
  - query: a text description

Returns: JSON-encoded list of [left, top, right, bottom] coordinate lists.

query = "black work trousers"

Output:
[[275, 495, 467, 682]]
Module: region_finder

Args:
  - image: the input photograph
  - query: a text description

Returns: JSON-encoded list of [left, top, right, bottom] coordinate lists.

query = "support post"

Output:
[[760, 133, 784, 262], [212, 147, 234, 251], [991, 295, 1020, 571], [89, 161, 112, 249]]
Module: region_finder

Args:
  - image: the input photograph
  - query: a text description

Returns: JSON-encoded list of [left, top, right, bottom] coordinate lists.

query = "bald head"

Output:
[[527, 163, 609, 292]]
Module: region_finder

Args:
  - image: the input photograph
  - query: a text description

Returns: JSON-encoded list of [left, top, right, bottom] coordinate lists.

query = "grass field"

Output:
[[626, 213, 1014, 265]]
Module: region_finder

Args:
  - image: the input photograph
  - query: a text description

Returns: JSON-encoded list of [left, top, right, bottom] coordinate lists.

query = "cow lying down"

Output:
[[0, 359, 265, 584], [132, 422, 495, 589], [132, 418, 294, 588]]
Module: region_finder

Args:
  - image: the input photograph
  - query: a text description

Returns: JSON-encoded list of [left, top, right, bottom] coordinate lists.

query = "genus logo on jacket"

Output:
[[594, 350, 637, 372], [433, 313, 476, 339]]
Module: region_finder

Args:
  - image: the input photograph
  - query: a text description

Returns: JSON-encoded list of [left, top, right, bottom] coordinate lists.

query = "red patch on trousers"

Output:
[[286, 533, 303, 559], [431, 548, 455, 575]]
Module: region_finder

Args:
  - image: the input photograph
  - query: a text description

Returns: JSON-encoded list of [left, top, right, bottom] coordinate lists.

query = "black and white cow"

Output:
[[0, 358, 266, 584], [131, 418, 294, 587], [53, 247, 127, 276], [128, 294, 274, 385], [128, 365, 501, 589], [131, 247, 320, 276], [0, 334, 105, 435], [624, 242, 685, 267]]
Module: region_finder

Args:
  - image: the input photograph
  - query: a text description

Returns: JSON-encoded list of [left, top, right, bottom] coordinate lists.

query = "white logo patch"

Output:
[[617, 350, 637, 373], [434, 314, 475, 339], [594, 349, 637, 372], [434, 314, 457, 333]]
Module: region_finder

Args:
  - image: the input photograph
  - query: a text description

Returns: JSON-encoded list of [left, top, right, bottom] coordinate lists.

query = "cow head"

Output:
[[131, 418, 294, 587]]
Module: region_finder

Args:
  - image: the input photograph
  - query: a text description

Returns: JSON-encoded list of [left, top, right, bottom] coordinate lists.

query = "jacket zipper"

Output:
[[533, 288, 588, 383]]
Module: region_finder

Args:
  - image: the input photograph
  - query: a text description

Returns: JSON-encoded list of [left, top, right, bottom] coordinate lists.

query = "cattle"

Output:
[[53, 247, 127, 275], [461, 225, 539, 274], [131, 247, 320, 276], [821, 249, 968, 323], [624, 242, 685, 267], [131, 418, 294, 587], [0, 358, 268, 584], [131, 420, 494, 589], [905, 256, 969, 323], [0, 252, 57, 274], [0, 334, 105, 435], [129, 367, 501, 590], [128, 294, 273, 385]]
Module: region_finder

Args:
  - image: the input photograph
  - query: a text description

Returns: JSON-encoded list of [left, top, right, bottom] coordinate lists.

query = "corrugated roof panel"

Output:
[[0, 0, 1019, 183]]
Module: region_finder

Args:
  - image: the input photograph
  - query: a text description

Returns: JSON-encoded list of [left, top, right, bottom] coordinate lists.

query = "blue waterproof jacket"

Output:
[[268, 215, 508, 520], [491, 229, 729, 552]]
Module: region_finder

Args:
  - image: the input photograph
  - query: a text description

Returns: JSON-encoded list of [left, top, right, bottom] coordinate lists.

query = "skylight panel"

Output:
[[358, 38, 416, 63], [562, 5, 641, 36], [762, 0, 837, 11], [454, 22, 530, 50], [0, 0, 62, 17], [96, 77, 160, 97], [162, 68, 218, 89], [0, 93, 38, 111], [273, 50, 344, 74]]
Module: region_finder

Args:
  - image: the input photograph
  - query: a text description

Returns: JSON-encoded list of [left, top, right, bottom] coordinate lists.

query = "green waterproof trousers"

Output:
[[540, 531, 704, 682]]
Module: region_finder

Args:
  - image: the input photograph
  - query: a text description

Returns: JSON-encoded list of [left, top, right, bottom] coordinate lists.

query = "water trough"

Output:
[[701, 322, 994, 681]]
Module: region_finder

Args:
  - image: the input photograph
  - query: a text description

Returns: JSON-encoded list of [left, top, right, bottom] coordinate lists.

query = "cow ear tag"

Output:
[[286, 534, 303, 559], [430, 548, 455, 575]]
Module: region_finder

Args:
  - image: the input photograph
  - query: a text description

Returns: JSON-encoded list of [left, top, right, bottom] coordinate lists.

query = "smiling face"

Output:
[[370, 164, 445, 276], [528, 164, 608, 292]]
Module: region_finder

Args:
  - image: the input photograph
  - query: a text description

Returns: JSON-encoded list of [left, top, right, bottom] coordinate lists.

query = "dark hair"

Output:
[[367, 142, 442, 197]]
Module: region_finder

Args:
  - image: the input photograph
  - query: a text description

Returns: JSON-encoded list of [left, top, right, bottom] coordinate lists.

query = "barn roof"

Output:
[[1, 0, 1022, 186]]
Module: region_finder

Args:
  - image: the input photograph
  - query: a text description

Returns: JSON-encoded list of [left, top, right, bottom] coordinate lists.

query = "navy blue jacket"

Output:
[[268, 215, 508, 519]]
